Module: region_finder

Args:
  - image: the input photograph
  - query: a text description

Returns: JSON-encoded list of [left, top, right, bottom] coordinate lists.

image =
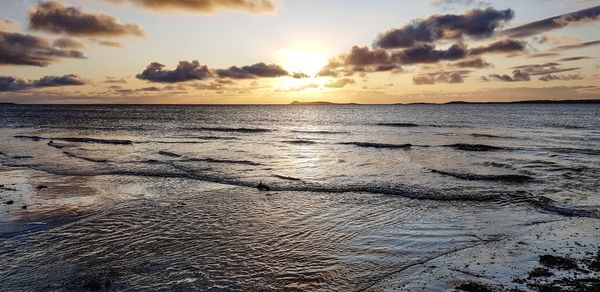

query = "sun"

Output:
[[276, 48, 329, 77]]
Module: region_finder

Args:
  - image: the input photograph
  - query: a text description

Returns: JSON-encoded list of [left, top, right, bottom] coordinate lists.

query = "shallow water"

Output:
[[0, 104, 599, 290]]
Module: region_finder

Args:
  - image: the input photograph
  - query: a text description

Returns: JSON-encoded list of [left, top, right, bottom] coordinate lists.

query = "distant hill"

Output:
[[398, 99, 600, 105], [290, 101, 359, 105]]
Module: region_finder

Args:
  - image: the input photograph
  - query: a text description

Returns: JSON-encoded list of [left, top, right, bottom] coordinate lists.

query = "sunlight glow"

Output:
[[276, 48, 329, 77]]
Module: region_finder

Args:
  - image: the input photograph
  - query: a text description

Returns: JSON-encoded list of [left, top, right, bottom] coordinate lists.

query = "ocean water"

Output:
[[0, 104, 599, 290]]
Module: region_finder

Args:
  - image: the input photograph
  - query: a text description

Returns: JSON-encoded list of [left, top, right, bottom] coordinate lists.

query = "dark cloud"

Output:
[[136, 60, 211, 83], [551, 40, 600, 51], [482, 70, 530, 82], [317, 46, 405, 77], [374, 8, 514, 49], [528, 52, 561, 58], [511, 62, 580, 75], [52, 37, 85, 49], [0, 30, 85, 66], [216, 63, 288, 79], [539, 73, 583, 81], [0, 74, 86, 91], [558, 56, 593, 61], [106, 0, 277, 14], [503, 5, 600, 37], [292, 72, 310, 79], [391, 42, 467, 64], [451, 58, 491, 68], [29, 1, 145, 37], [325, 78, 356, 88], [413, 70, 469, 85], [468, 39, 526, 55], [318, 43, 466, 76]]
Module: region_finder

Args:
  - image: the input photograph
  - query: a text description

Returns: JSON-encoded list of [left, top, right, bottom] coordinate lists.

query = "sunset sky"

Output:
[[1, 0, 599, 104]]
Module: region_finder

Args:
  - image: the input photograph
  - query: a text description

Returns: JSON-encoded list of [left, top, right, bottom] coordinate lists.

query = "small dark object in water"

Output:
[[257, 182, 271, 191], [539, 254, 578, 270], [5, 200, 14, 205], [0, 184, 3, 188], [22, 205, 27, 209], [455, 282, 493, 292], [36, 185, 48, 190]]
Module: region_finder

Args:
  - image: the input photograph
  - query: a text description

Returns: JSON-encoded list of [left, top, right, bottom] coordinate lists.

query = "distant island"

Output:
[[289, 99, 600, 105], [290, 101, 359, 105], [399, 99, 600, 105]]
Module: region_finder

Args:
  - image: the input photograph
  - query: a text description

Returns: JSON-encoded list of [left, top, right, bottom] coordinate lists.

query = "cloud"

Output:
[[503, 5, 600, 37], [318, 43, 468, 76], [216, 63, 288, 79], [318, 46, 403, 77], [52, 37, 85, 49], [511, 62, 580, 75], [91, 39, 122, 47], [413, 70, 469, 85], [291, 72, 310, 79], [276, 83, 320, 92], [451, 57, 491, 68], [103, 77, 127, 84], [482, 70, 530, 82], [558, 56, 593, 61], [0, 18, 20, 32], [374, 8, 514, 49], [136, 60, 211, 83], [551, 40, 600, 51], [392, 42, 467, 64], [106, 0, 277, 14], [539, 73, 583, 81], [29, 1, 145, 37], [0, 30, 86, 66], [325, 78, 356, 88], [468, 39, 526, 55], [0, 74, 86, 91]]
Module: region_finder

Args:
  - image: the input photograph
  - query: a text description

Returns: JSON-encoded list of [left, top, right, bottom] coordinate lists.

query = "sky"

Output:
[[1, 0, 599, 104]]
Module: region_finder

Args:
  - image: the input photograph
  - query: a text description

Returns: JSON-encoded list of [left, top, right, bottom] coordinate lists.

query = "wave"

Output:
[[63, 151, 110, 163], [273, 174, 303, 181], [376, 122, 419, 127], [444, 143, 505, 151], [186, 157, 262, 166], [430, 169, 533, 183], [545, 147, 600, 156], [13, 135, 43, 141], [8, 162, 599, 219], [281, 140, 318, 145], [291, 130, 347, 134], [178, 136, 240, 141], [14, 135, 133, 145], [340, 142, 412, 149], [158, 151, 182, 158], [470, 133, 503, 138], [185, 127, 273, 133]]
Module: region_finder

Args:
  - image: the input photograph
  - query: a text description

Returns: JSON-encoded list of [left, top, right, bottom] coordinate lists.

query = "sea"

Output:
[[0, 103, 599, 290]]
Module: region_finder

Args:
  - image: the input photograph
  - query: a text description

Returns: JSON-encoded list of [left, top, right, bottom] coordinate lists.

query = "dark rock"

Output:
[[22, 205, 27, 209], [36, 185, 48, 190], [455, 282, 493, 292], [5, 200, 14, 205], [528, 267, 553, 278], [539, 254, 578, 270]]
